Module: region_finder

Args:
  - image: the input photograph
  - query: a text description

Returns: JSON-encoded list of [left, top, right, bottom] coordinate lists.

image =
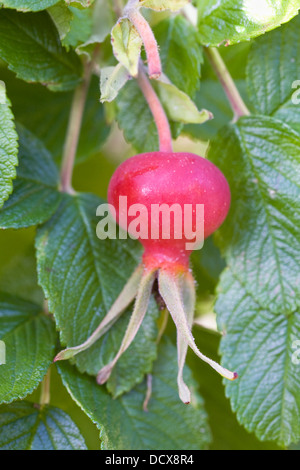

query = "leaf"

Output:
[[208, 116, 300, 445], [47, 1, 73, 40], [155, 78, 212, 124], [36, 193, 160, 397], [153, 15, 202, 98], [100, 65, 130, 103], [0, 0, 60, 11], [76, 0, 115, 58], [3, 69, 110, 164], [66, 0, 94, 7], [209, 116, 300, 314], [140, 0, 189, 10], [187, 326, 280, 449], [197, 0, 300, 46], [116, 79, 182, 152], [57, 338, 211, 450], [183, 79, 248, 141], [111, 18, 143, 77], [0, 293, 57, 404], [0, 239, 44, 305], [0, 401, 87, 449], [62, 6, 93, 49], [0, 81, 18, 209], [215, 268, 300, 447], [246, 14, 300, 133], [0, 125, 62, 229], [0, 9, 82, 91]]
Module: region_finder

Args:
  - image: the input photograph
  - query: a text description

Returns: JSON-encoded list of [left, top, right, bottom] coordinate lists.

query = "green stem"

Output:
[[60, 58, 95, 194], [205, 47, 250, 122], [39, 369, 51, 407]]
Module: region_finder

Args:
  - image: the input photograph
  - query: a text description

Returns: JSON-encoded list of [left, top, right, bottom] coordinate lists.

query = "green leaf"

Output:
[[3, 69, 110, 164], [76, 0, 115, 58], [57, 338, 211, 450], [36, 193, 159, 397], [0, 293, 57, 404], [215, 269, 300, 447], [208, 116, 300, 445], [197, 0, 300, 46], [0, 81, 18, 209], [116, 79, 182, 152], [187, 326, 280, 449], [183, 79, 248, 141], [155, 78, 212, 124], [0, 401, 87, 449], [0, 0, 60, 11], [209, 116, 300, 314], [153, 15, 202, 98], [62, 6, 93, 49], [246, 14, 300, 133], [0, 125, 62, 229], [100, 65, 130, 103], [66, 0, 94, 7], [111, 18, 143, 77], [0, 9, 82, 91], [0, 236, 44, 305], [47, 1, 73, 40], [140, 0, 189, 10]]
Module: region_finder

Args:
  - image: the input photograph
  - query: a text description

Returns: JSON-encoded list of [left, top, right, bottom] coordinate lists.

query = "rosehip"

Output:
[[55, 151, 237, 404]]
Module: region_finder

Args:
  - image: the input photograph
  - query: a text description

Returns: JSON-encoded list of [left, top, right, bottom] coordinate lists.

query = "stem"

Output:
[[205, 47, 250, 122], [60, 58, 95, 194], [126, 7, 161, 79], [136, 63, 173, 153], [39, 369, 51, 407]]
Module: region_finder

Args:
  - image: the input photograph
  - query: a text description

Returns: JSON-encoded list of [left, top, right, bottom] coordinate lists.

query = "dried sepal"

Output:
[[158, 268, 238, 393], [97, 268, 156, 384], [54, 264, 144, 361]]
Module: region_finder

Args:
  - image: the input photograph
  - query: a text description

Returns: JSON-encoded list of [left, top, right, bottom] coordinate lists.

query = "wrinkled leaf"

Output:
[[0, 81, 18, 209], [0, 9, 82, 91], [247, 14, 300, 134], [0, 401, 87, 449], [0, 0, 60, 11], [209, 116, 300, 446], [36, 193, 159, 397], [216, 268, 300, 447], [57, 338, 211, 450], [209, 116, 300, 314], [0, 293, 56, 404], [0, 125, 62, 229], [197, 0, 300, 46], [3, 69, 110, 164], [153, 15, 202, 98]]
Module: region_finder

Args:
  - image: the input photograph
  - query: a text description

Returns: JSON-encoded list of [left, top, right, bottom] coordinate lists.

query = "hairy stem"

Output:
[[60, 58, 95, 194], [125, 6, 161, 79], [39, 369, 51, 407], [136, 63, 173, 153], [205, 47, 250, 122]]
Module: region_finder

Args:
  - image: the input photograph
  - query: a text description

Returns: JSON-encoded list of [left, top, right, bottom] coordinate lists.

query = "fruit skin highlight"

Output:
[[108, 151, 231, 270]]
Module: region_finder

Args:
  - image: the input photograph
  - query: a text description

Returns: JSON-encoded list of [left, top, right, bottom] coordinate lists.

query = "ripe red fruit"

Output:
[[108, 151, 231, 270], [55, 151, 237, 404]]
